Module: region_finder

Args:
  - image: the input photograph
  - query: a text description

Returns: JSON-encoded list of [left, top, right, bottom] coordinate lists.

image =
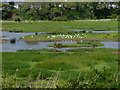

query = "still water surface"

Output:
[[1, 31, 119, 52]]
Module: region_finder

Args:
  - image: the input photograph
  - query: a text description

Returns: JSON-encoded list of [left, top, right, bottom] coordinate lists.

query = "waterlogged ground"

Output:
[[1, 21, 119, 88]]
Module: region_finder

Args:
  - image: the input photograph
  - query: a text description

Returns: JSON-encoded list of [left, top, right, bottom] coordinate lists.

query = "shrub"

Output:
[[14, 17, 21, 22], [52, 16, 68, 21], [117, 15, 120, 21], [108, 14, 117, 19], [10, 38, 16, 43], [29, 17, 37, 21]]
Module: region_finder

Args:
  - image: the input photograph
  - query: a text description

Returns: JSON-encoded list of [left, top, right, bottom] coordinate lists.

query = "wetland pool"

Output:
[[1, 31, 119, 52]]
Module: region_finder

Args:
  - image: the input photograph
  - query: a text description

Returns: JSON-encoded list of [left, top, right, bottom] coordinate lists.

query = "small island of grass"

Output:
[[48, 41, 104, 48], [0, 39, 7, 43]]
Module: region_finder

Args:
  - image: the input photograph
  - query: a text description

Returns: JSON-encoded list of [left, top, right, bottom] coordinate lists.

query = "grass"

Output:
[[48, 41, 104, 48], [2, 48, 119, 88], [21, 32, 118, 41], [2, 20, 118, 32]]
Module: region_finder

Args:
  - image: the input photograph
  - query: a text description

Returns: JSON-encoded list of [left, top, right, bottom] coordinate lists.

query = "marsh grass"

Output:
[[2, 20, 118, 32], [2, 48, 119, 88], [2, 67, 118, 88], [22, 32, 118, 42], [48, 41, 104, 48]]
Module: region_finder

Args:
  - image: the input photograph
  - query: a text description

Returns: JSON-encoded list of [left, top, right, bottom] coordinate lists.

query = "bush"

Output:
[[14, 17, 21, 22], [29, 17, 37, 21], [117, 15, 120, 21], [52, 16, 68, 21], [107, 14, 117, 19], [10, 38, 16, 43]]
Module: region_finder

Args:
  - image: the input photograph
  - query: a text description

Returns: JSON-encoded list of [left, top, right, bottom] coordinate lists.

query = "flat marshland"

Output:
[[1, 20, 119, 88], [2, 48, 119, 88], [2, 20, 118, 32]]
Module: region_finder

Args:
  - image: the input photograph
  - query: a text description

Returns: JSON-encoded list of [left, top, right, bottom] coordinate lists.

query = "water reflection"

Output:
[[72, 30, 119, 33]]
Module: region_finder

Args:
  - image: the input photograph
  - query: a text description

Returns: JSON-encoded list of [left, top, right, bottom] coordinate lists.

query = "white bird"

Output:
[[47, 36, 50, 38], [31, 36, 34, 38]]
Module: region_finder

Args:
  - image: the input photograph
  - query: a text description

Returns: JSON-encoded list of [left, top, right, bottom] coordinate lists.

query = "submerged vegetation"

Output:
[[2, 48, 119, 88]]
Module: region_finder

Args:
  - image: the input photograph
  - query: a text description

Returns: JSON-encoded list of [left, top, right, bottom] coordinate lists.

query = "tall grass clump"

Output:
[[3, 67, 118, 88]]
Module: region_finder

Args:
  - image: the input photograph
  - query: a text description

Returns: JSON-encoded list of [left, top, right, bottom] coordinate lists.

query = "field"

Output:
[[2, 20, 118, 32], [2, 48, 119, 88]]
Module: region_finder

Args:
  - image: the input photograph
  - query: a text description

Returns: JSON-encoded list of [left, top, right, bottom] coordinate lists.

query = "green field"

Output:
[[2, 20, 118, 32], [2, 48, 119, 88]]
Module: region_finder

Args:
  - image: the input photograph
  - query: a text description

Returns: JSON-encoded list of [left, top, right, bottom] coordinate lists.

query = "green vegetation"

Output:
[[21, 32, 118, 41], [2, 20, 118, 32], [48, 41, 104, 48], [2, 48, 119, 88], [1, 1, 119, 89], [2, 2, 119, 21]]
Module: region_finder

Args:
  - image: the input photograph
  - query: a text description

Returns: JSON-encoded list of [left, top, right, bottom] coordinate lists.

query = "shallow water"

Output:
[[1, 31, 119, 52], [1, 31, 45, 40], [1, 40, 119, 52], [72, 30, 119, 33], [92, 31, 119, 33]]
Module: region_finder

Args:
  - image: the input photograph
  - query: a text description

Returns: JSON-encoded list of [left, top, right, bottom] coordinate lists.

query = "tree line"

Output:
[[1, 2, 120, 21]]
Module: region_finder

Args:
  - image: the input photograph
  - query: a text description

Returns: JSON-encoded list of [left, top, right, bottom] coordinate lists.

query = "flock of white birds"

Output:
[[22, 33, 87, 40], [46, 34, 87, 39]]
